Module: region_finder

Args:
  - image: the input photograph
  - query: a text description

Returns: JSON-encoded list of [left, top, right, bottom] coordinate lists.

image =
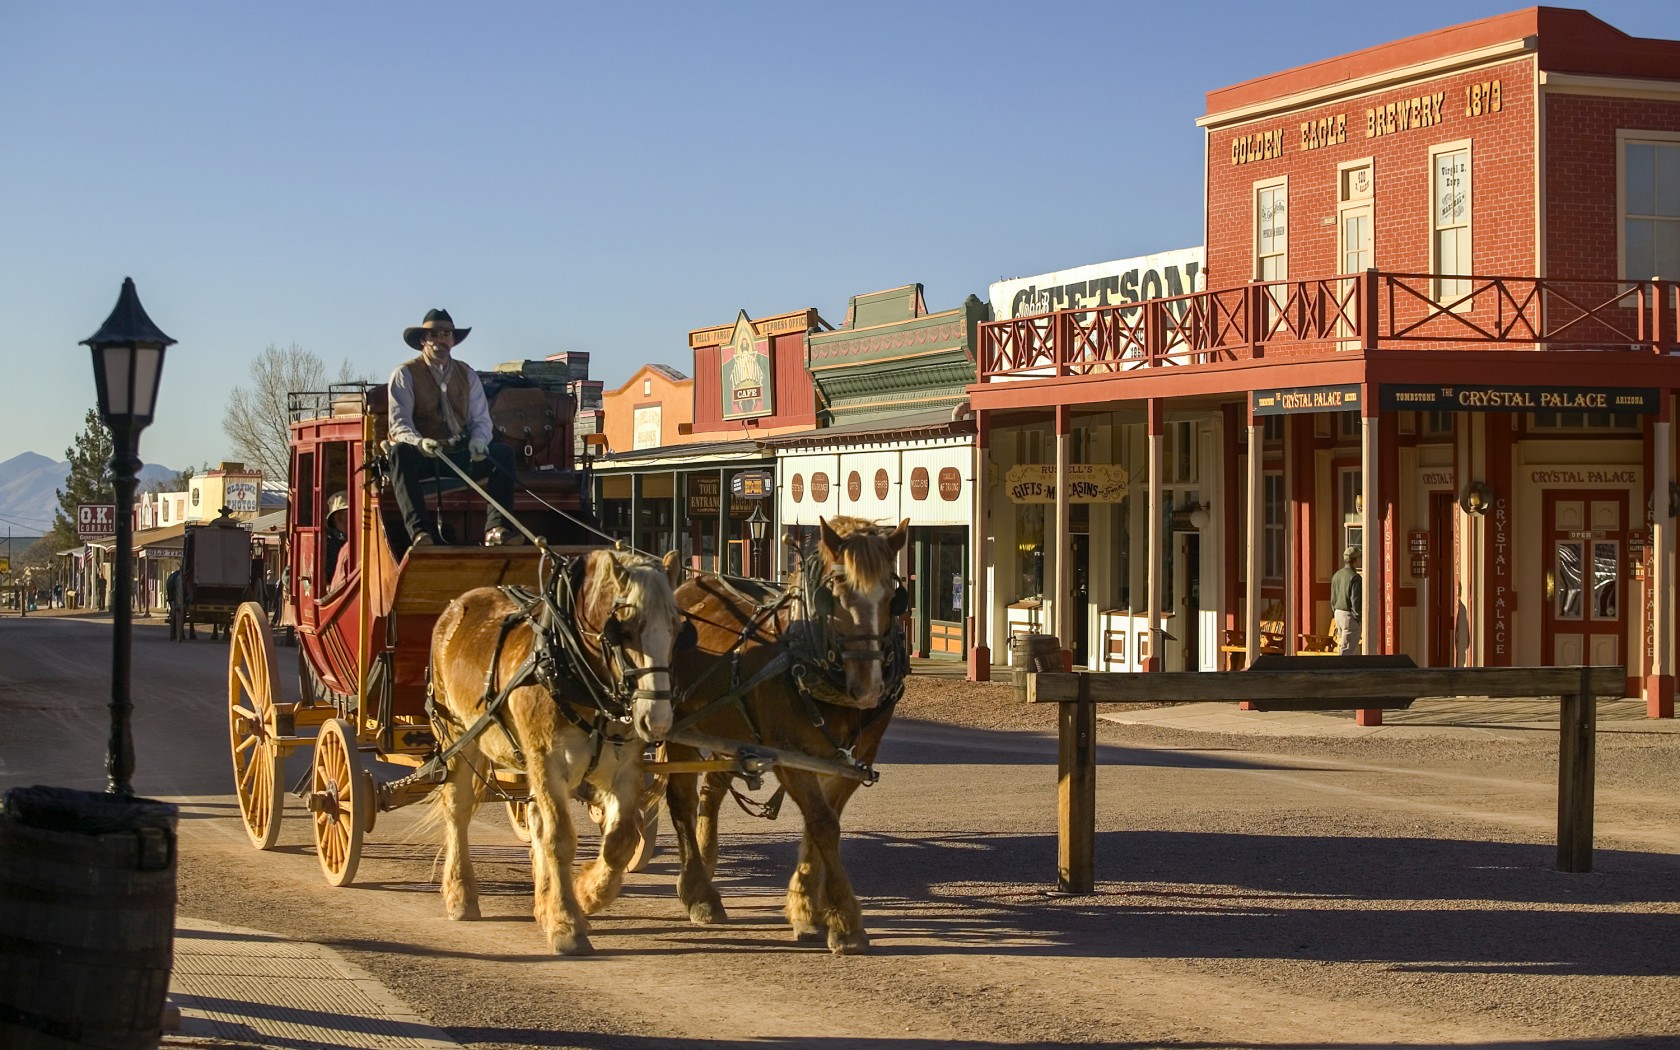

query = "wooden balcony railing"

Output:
[[978, 270, 1679, 381]]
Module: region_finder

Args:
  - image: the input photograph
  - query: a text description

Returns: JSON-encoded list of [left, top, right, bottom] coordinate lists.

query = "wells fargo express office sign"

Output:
[[1005, 464, 1129, 504], [1380, 385, 1660, 413]]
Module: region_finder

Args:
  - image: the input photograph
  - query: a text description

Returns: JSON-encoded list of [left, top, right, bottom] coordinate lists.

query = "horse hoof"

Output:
[[793, 926, 825, 943], [552, 932, 594, 956], [688, 901, 728, 925], [828, 933, 869, 955]]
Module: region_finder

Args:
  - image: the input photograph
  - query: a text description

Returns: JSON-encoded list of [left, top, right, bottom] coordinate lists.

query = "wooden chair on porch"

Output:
[[1218, 601, 1286, 670]]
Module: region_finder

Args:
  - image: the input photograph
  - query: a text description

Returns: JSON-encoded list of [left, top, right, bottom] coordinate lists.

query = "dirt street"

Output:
[[6, 616, 1680, 1048]]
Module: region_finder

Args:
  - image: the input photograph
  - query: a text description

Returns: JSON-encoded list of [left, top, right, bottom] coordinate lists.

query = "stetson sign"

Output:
[[1005, 464, 1129, 504], [720, 311, 773, 420]]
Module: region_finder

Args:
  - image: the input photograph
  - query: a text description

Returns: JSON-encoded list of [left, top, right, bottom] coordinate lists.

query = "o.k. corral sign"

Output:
[[721, 311, 773, 421], [77, 504, 117, 538], [1253, 384, 1362, 415], [1379, 384, 1660, 413]]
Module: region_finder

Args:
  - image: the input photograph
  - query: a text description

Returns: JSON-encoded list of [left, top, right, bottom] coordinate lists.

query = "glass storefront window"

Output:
[[1017, 503, 1045, 599]]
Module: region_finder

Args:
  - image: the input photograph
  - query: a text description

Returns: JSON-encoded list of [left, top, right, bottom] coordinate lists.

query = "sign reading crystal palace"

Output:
[[962, 8, 1680, 719]]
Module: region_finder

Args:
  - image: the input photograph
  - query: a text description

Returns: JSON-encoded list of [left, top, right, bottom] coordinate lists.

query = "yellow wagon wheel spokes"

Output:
[[227, 602, 285, 850], [310, 718, 368, 887]]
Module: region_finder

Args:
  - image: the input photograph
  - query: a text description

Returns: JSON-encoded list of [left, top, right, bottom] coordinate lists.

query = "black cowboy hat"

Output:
[[403, 308, 472, 351]]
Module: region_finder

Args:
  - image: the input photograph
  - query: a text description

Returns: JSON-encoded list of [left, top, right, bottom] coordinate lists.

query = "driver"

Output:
[[387, 308, 521, 548]]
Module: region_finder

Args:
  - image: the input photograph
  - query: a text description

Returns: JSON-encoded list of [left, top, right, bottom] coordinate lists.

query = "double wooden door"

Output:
[[1542, 491, 1628, 667]]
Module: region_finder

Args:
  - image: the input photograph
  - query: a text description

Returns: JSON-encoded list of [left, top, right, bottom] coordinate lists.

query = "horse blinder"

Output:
[[890, 585, 909, 618]]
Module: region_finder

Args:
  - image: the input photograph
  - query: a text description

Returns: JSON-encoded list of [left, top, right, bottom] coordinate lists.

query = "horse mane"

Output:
[[584, 548, 679, 620], [822, 516, 896, 591]]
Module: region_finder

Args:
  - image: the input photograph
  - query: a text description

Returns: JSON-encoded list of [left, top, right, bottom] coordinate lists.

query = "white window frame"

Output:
[[1617, 129, 1680, 302], [1254, 176, 1289, 282], [1428, 139, 1473, 309]]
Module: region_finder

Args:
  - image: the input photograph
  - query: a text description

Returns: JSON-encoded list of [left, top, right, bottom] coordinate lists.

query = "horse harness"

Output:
[[672, 553, 910, 817], [420, 554, 673, 791]]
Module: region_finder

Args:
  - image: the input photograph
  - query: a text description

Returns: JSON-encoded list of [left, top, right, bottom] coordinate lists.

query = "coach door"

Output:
[[1542, 491, 1627, 666]]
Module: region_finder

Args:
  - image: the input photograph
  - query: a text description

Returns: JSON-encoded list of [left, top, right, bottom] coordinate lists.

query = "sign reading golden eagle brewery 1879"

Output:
[[1005, 464, 1129, 504], [721, 311, 772, 421]]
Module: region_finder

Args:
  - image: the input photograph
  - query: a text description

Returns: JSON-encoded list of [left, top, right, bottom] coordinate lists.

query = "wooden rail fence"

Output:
[[1027, 662, 1625, 892]]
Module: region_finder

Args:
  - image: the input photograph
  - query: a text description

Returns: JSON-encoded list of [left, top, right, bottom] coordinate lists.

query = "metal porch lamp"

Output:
[[82, 277, 174, 797], [0, 278, 178, 1047], [746, 500, 770, 579]]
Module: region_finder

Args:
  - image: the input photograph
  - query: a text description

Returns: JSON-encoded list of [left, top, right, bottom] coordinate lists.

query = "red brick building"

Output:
[[967, 8, 1680, 716]]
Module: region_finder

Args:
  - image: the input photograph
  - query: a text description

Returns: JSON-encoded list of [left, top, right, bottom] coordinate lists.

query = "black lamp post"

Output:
[[81, 277, 173, 797], [746, 500, 769, 580]]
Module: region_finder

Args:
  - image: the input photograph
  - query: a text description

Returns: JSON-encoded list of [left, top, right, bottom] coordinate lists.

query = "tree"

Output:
[[143, 465, 195, 495], [222, 344, 361, 485], [47, 408, 115, 553]]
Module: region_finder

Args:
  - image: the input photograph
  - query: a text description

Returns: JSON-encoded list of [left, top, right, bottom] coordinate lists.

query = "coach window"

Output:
[[1429, 141, 1472, 305], [1619, 132, 1680, 298]]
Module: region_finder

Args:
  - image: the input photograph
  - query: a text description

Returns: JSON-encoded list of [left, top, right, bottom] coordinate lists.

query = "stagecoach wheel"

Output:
[[506, 800, 533, 843], [228, 602, 286, 850], [310, 718, 370, 887]]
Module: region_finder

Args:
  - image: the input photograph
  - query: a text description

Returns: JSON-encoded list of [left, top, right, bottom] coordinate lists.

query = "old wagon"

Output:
[[171, 516, 262, 641]]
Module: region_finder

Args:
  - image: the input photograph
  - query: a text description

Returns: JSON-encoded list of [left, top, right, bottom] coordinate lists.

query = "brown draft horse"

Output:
[[428, 548, 684, 955], [667, 515, 909, 955]]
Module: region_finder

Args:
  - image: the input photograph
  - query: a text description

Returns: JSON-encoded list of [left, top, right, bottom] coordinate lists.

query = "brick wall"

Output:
[[1206, 57, 1537, 291], [1545, 93, 1680, 282]]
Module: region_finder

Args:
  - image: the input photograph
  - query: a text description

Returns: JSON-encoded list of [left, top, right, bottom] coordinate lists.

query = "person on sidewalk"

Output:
[[1331, 545, 1362, 656], [386, 308, 521, 549]]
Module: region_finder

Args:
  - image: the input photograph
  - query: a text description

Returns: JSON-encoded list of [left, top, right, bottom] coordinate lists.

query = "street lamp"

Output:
[[81, 277, 173, 797], [746, 500, 770, 579]]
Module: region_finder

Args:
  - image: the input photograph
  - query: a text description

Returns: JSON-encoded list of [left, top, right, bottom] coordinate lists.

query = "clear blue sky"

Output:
[[3, 1, 1673, 477]]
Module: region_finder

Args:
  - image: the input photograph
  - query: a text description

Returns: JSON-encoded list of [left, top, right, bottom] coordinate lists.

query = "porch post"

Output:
[[1055, 405, 1073, 669], [1361, 399, 1380, 653], [716, 467, 727, 574], [1247, 411, 1263, 667], [1651, 413, 1674, 717], [1146, 399, 1164, 671], [630, 472, 643, 553], [969, 411, 992, 681]]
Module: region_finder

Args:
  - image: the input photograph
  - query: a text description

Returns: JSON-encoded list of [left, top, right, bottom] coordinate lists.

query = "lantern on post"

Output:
[[746, 500, 770, 579], [81, 277, 174, 797]]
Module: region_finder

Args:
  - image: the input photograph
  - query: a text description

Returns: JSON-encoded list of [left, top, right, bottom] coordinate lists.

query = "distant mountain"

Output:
[[0, 452, 178, 535]]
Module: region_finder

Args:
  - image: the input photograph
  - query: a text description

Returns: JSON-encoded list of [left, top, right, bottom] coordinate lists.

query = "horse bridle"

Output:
[[805, 567, 910, 668], [591, 600, 690, 706]]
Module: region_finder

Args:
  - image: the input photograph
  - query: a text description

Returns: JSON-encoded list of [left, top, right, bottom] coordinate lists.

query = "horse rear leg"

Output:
[[666, 765, 727, 925], [782, 770, 868, 955], [438, 756, 481, 920]]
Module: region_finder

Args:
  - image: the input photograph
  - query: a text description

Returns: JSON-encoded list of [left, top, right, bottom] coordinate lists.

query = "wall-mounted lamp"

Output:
[[1188, 502, 1211, 530], [1459, 481, 1494, 516], [1171, 501, 1211, 532]]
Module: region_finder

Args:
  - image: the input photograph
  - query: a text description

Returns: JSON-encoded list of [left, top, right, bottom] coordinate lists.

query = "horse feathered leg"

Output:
[[696, 769, 731, 877], [783, 769, 869, 955], [666, 755, 727, 925], [438, 753, 482, 921], [574, 747, 641, 915], [527, 748, 592, 956]]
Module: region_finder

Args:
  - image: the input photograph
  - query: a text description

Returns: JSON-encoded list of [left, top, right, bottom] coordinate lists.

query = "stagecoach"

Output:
[[225, 376, 624, 885], [227, 373, 909, 956], [170, 517, 263, 642]]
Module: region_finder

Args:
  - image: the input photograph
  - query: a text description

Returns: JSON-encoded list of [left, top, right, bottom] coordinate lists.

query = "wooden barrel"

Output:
[[1011, 634, 1065, 699], [0, 785, 177, 1050]]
